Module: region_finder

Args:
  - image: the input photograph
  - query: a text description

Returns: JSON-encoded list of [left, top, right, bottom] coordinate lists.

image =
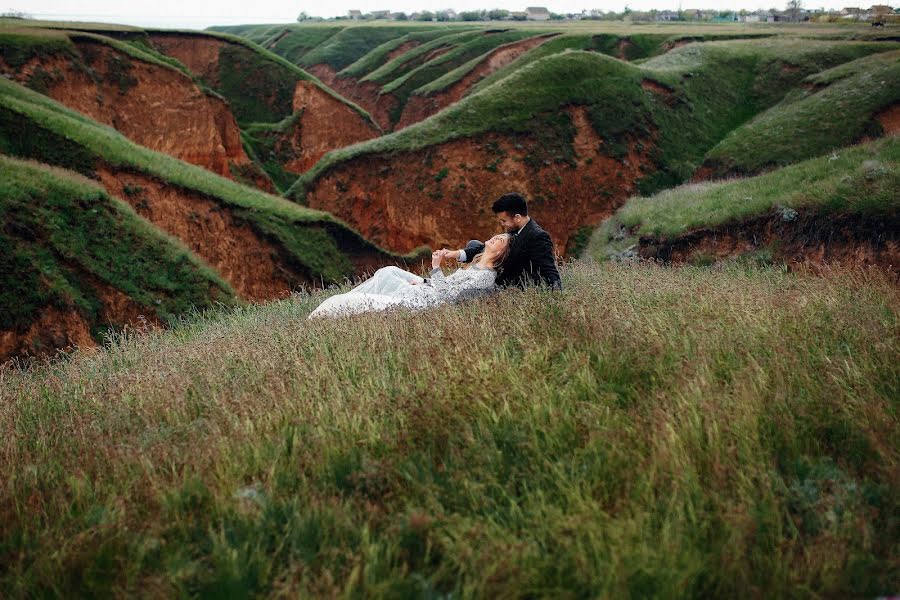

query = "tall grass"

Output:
[[1, 261, 896, 597]]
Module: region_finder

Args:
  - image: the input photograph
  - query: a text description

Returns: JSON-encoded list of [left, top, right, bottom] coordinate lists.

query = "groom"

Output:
[[454, 192, 562, 290]]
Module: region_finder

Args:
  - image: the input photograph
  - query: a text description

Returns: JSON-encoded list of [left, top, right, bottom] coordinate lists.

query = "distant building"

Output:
[[526, 6, 551, 20], [657, 9, 680, 20], [370, 10, 391, 19], [348, 9, 362, 19], [869, 4, 894, 14]]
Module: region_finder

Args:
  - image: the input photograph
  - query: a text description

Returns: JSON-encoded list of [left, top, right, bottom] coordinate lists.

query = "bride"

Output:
[[308, 233, 512, 318]]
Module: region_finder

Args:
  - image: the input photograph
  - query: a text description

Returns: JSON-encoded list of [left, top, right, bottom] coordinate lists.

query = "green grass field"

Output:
[[1, 260, 896, 597]]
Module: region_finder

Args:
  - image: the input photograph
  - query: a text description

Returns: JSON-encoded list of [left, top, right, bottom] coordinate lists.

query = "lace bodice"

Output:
[[426, 266, 497, 303]]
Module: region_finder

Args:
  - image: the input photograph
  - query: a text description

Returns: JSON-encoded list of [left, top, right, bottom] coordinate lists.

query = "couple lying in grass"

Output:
[[309, 192, 562, 318]]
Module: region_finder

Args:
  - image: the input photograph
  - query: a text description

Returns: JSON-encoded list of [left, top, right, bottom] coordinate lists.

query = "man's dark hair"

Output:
[[492, 192, 528, 216]]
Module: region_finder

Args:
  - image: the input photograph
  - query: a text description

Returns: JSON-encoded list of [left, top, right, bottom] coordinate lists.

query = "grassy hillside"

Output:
[[0, 76, 417, 284], [700, 50, 900, 177], [587, 136, 899, 259], [145, 30, 374, 126], [361, 29, 484, 85], [291, 24, 447, 71], [290, 39, 896, 200], [0, 155, 235, 354], [1, 260, 896, 596], [339, 27, 477, 79]]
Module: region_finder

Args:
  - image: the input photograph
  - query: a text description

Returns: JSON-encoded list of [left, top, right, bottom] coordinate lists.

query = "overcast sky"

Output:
[[15, 0, 863, 29]]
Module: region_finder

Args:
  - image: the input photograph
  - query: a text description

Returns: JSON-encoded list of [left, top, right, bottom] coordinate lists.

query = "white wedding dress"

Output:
[[308, 265, 497, 318]]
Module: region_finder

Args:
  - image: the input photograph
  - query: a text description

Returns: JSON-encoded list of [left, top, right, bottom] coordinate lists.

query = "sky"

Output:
[[13, 0, 866, 29]]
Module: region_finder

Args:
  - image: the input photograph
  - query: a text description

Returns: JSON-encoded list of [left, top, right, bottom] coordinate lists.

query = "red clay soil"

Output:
[[616, 38, 636, 60], [387, 40, 422, 61], [876, 102, 900, 135], [323, 75, 398, 131], [0, 306, 95, 363], [282, 81, 381, 174], [636, 210, 900, 276], [641, 78, 680, 108], [0, 40, 252, 180], [304, 106, 653, 256], [0, 274, 158, 363], [307, 63, 339, 86], [97, 167, 310, 301], [148, 33, 223, 85], [395, 34, 558, 130]]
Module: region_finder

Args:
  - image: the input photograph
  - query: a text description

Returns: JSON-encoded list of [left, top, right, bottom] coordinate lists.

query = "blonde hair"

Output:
[[467, 233, 513, 271]]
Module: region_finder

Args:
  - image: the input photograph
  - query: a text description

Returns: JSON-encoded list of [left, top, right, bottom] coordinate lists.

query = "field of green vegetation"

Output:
[[1, 261, 897, 597], [1, 17, 898, 596], [0, 76, 412, 284], [588, 135, 900, 259], [0, 155, 235, 345], [288, 36, 898, 200]]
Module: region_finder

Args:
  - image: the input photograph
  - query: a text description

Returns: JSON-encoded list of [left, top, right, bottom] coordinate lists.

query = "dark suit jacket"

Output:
[[463, 219, 562, 289]]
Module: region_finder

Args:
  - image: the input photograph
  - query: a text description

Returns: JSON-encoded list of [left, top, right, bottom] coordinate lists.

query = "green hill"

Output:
[[0, 76, 421, 293], [699, 50, 900, 178], [0, 154, 236, 360], [587, 136, 899, 267], [143, 30, 374, 126], [1, 260, 896, 596], [291, 39, 896, 200]]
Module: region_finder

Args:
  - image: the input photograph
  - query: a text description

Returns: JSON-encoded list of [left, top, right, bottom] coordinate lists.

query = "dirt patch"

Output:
[[690, 165, 717, 182], [325, 76, 397, 131], [395, 34, 558, 130], [0, 306, 95, 363], [0, 273, 158, 364], [616, 38, 636, 60], [148, 33, 223, 85], [637, 210, 900, 276], [876, 103, 900, 135], [307, 63, 339, 86], [387, 40, 422, 62], [421, 45, 453, 64], [2, 40, 252, 180], [641, 78, 680, 108], [304, 105, 653, 255], [282, 81, 381, 173], [97, 167, 308, 301], [266, 29, 291, 50], [660, 38, 698, 53]]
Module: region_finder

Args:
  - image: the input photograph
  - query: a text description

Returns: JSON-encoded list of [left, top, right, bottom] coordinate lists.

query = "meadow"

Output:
[[1, 260, 897, 597]]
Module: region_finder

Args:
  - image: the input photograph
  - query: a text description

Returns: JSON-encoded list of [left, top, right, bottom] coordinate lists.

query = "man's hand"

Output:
[[431, 251, 444, 269]]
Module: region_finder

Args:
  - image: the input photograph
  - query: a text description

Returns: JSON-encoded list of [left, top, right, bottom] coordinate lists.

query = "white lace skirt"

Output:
[[308, 266, 435, 318]]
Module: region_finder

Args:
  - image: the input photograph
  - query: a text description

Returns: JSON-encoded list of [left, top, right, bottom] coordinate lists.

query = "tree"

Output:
[[416, 10, 434, 20], [394, 12, 408, 20], [296, 11, 310, 21], [786, 0, 803, 21], [487, 9, 509, 20], [459, 10, 484, 21]]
